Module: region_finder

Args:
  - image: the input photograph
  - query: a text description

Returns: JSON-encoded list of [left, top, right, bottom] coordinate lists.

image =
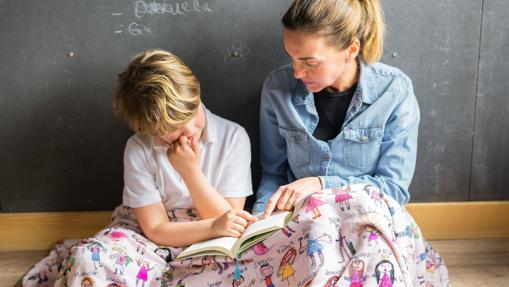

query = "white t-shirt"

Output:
[[122, 106, 253, 209]]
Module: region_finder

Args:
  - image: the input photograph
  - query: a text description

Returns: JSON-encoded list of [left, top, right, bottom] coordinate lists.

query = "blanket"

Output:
[[23, 184, 450, 287]]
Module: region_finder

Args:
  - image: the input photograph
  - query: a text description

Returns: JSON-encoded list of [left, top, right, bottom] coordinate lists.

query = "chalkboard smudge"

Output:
[[221, 40, 250, 65]]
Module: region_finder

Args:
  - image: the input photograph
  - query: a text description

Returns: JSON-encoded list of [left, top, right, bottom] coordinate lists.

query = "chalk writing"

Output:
[[134, 0, 212, 18], [128, 22, 153, 36], [112, 1, 213, 36]]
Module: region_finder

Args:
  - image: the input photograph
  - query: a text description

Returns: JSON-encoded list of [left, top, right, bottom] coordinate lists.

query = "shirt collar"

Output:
[[200, 105, 216, 144], [357, 60, 377, 105], [292, 59, 378, 106]]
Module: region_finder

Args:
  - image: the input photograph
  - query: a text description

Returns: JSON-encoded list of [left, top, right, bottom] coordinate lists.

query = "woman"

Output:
[[254, 0, 450, 286], [254, 0, 418, 219]]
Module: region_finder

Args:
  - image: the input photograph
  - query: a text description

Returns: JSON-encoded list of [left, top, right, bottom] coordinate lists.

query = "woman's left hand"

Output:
[[263, 177, 322, 217]]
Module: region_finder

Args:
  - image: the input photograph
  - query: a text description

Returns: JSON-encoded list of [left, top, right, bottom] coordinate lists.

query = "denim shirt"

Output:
[[253, 61, 420, 214]]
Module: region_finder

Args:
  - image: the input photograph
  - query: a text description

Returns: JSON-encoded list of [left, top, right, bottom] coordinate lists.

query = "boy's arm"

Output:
[[168, 136, 235, 219], [225, 198, 246, 210], [134, 202, 256, 247], [134, 202, 215, 247], [180, 168, 238, 219], [170, 127, 253, 219], [182, 153, 250, 217]]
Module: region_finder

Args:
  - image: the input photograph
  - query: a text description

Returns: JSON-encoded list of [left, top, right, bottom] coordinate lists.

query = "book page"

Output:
[[240, 211, 291, 242], [176, 207, 299, 259], [176, 236, 237, 259]]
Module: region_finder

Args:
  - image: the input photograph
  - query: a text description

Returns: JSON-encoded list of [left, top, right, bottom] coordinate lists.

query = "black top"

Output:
[[312, 85, 357, 141]]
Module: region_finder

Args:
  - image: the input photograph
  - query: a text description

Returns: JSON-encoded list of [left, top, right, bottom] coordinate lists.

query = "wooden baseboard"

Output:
[[1, 211, 112, 251], [405, 201, 509, 240], [1, 201, 508, 251]]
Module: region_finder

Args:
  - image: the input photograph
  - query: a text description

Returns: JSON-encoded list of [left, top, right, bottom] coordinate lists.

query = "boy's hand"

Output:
[[167, 136, 200, 177], [211, 209, 257, 238]]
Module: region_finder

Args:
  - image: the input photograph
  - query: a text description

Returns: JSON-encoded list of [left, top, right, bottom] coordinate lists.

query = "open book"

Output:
[[176, 210, 295, 259]]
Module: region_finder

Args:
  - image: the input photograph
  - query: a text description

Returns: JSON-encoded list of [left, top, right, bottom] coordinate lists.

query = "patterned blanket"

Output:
[[23, 184, 450, 287]]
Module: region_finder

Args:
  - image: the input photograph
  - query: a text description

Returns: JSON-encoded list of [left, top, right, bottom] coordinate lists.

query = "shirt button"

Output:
[[325, 154, 331, 160]]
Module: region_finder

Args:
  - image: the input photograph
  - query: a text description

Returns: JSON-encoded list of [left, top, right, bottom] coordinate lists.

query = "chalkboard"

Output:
[[381, 0, 483, 202], [471, 0, 509, 200], [0, 0, 292, 212], [1, 0, 507, 212]]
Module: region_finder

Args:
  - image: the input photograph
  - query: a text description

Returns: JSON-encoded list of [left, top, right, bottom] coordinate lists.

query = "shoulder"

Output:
[[125, 132, 151, 149], [360, 62, 416, 108], [263, 64, 300, 91], [124, 133, 154, 160], [367, 63, 420, 122], [206, 109, 250, 145], [367, 62, 413, 93], [261, 64, 306, 107]]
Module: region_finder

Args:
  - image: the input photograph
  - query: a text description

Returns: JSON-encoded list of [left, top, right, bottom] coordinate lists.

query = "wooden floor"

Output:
[[1, 239, 508, 287]]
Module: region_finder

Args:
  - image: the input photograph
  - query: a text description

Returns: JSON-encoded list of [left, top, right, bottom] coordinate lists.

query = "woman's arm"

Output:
[[254, 75, 290, 214]]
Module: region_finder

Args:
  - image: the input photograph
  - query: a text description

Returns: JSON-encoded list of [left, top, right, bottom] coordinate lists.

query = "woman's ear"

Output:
[[348, 38, 361, 59]]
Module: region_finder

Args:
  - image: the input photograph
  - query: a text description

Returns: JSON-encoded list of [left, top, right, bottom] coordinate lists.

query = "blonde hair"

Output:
[[114, 49, 200, 136], [282, 0, 385, 64]]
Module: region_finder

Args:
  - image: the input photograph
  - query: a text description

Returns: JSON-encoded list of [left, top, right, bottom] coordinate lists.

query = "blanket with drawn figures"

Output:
[[23, 184, 450, 287]]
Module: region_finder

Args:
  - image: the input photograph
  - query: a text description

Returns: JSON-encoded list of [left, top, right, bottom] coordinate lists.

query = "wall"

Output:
[[0, 0, 507, 212]]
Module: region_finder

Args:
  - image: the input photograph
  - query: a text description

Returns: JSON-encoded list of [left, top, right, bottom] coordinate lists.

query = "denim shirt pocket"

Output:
[[278, 126, 311, 167], [343, 127, 383, 171]]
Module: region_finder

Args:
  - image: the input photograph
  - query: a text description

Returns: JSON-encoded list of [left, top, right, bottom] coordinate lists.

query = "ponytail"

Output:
[[358, 0, 385, 64], [282, 0, 386, 64]]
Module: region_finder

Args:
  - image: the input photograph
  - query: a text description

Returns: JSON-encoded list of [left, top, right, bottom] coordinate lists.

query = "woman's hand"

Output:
[[167, 136, 200, 177], [211, 209, 257, 238], [263, 177, 323, 218]]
